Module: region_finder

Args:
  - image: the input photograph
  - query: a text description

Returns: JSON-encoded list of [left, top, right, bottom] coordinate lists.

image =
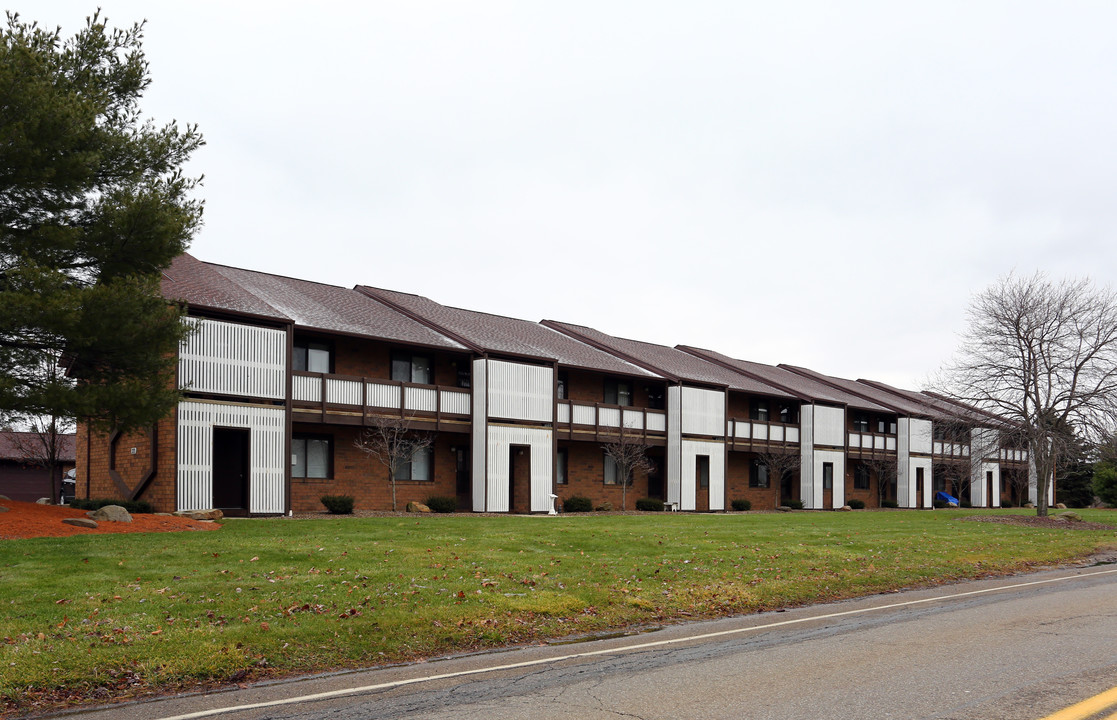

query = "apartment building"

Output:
[[77, 254, 1039, 515]]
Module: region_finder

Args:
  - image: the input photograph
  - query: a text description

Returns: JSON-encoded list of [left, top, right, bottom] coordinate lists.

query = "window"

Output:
[[876, 417, 897, 434], [603, 453, 632, 486], [292, 435, 332, 478], [853, 464, 870, 490], [293, 340, 331, 373], [750, 459, 769, 489], [556, 448, 568, 485], [456, 363, 471, 389], [822, 462, 833, 490], [696, 455, 710, 489], [851, 413, 870, 432], [557, 372, 568, 400], [397, 446, 433, 481], [778, 403, 799, 424], [604, 378, 632, 407], [750, 400, 769, 422], [391, 351, 432, 384], [647, 386, 665, 410]]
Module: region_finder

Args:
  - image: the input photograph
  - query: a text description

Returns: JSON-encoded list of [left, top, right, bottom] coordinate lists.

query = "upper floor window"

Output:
[[851, 412, 870, 432], [750, 399, 769, 422], [456, 363, 471, 389], [647, 386, 665, 410], [292, 434, 332, 478], [294, 340, 331, 373], [392, 351, 432, 385], [778, 403, 799, 424], [557, 372, 568, 400], [876, 417, 897, 434], [604, 378, 632, 407]]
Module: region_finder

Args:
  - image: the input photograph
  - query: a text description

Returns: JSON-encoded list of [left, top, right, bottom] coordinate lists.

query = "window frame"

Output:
[[293, 339, 333, 374], [853, 463, 870, 490], [556, 447, 568, 485], [603, 453, 633, 486], [396, 444, 434, 482], [391, 350, 434, 385], [822, 462, 834, 490], [750, 458, 770, 489], [604, 378, 633, 407], [292, 433, 333, 479]]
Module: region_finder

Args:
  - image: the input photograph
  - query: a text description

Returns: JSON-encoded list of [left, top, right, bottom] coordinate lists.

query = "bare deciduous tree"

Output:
[[10, 414, 74, 503], [602, 427, 653, 511], [354, 415, 434, 512], [940, 273, 1117, 516], [858, 453, 898, 506], [752, 446, 801, 506]]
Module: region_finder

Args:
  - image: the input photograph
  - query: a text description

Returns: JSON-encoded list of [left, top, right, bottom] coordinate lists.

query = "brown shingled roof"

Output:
[[779, 365, 936, 418], [542, 321, 795, 397], [0, 431, 76, 463], [356, 287, 661, 378], [678, 347, 892, 411], [854, 380, 995, 425], [163, 255, 467, 351]]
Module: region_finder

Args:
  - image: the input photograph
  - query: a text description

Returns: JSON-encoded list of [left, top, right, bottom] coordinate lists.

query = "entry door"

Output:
[[455, 447, 471, 510], [509, 445, 531, 513], [213, 428, 250, 512], [647, 457, 664, 500], [915, 466, 925, 508], [695, 456, 710, 512]]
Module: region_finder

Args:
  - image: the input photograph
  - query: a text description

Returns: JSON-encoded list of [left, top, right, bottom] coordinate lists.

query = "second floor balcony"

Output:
[[292, 371, 471, 430], [727, 418, 800, 450], [556, 400, 667, 444]]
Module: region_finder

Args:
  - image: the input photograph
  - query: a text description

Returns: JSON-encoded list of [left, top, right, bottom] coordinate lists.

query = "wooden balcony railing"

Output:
[[555, 400, 667, 441], [848, 431, 897, 453], [292, 371, 470, 425], [727, 418, 800, 449]]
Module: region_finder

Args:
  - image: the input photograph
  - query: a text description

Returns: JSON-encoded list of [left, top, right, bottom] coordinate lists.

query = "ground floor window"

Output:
[[556, 448, 568, 485], [750, 458, 769, 488], [398, 445, 433, 481], [853, 463, 870, 490], [697, 455, 710, 489], [293, 435, 332, 478], [822, 462, 833, 490], [603, 453, 632, 486]]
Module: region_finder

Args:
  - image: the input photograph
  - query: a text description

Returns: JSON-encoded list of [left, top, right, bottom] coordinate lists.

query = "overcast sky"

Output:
[[34, 1, 1117, 389]]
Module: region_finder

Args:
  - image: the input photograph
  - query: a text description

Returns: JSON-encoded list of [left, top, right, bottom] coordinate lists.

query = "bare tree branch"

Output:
[[602, 426, 653, 511], [354, 415, 434, 512]]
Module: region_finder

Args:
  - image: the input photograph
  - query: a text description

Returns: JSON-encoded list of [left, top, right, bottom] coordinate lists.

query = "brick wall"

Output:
[[79, 417, 178, 511], [290, 424, 459, 512], [330, 336, 468, 387], [555, 441, 661, 510], [564, 369, 662, 409], [725, 452, 783, 509]]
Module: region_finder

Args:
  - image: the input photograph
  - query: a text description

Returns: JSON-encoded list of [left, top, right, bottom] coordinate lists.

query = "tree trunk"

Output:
[[390, 470, 397, 512]]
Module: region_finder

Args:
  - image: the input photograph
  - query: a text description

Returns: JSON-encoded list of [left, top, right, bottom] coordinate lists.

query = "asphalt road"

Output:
[[63, 563, 1117, 720]]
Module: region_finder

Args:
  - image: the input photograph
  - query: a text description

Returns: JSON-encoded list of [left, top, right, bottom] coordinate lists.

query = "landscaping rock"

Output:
[[1023, 502, 1035, 509], [1055, 503, 1067, 509], [174, 509, 224, 521], [36, 497, 51, 504], [406, 501, 430, 513], [0, 494, 10, 501], [0, 506, 8, 513], [1057, 511, 1082, 522], [596, 501, 614, 512], [838, 505, 852, 512], [62, 518, 98, 529], [90, 505, 132, 523], [777, 505, 792, 512]]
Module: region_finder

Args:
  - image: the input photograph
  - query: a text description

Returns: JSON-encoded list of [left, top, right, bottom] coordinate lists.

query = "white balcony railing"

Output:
[[293, 372, 471, 418], [727, 419, 800, 444]]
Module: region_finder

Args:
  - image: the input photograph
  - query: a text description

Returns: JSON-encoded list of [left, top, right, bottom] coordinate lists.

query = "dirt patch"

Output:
[[962, 513, 1117, 532], [0, 500, 221, 540]]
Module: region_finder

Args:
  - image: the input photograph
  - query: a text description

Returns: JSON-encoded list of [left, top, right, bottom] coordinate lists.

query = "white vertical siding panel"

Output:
[[484, 425, 553, 512], [647, 412, 667, 432], [681, 439, 725, 511], [666, 385, 682, 506], [405, 386, 438, 412], [598, 407, 621, 427], [292, 375, 321, 402], [487, 360, 553, 422], [621, 409, 645, 429], [572, 404, 596, 425], [799, 405, 815, 508], [815, 449, 845, 509], [787, 427, 799, 443], [471, 359, 488, 512], [754, 424, 769, 441], [813, 405, 845, 447], [897, 418, 912, 507], [367, 383, 402, 409], [440, 389, 470, 415], [176, 401, 285, 514], [326, 378, 361, 405], [909, 419, 933, 455], [179, 318, 286, 399], [557, 404, 571, 423], [680, 387, 726, 436]]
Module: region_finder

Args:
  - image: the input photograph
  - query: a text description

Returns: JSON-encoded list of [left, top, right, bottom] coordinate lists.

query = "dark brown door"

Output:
[[456, 447, 471, 510], [915, 466, 925, 508], [510, 445, 531, 513], [647, 457, 664, 500], [986, 470, 994, 509], [696, 455, 710, 512], [213, 428, 249, 512], [822, 462, 834, 509]]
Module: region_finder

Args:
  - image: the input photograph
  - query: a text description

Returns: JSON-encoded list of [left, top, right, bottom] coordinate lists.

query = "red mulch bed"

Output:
[[0, 500, 221, 539]]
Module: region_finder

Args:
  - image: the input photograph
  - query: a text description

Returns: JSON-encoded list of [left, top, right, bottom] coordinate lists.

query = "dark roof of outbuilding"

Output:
[[541, 322, 794, 396], [677, 347, 892, 411], [0, 431, 76, 463], [356, 287, 661, 378], [162, 255, 468, 351]]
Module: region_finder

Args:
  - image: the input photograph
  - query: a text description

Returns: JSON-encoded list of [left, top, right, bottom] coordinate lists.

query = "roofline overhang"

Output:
[[778, 365, 928, 418], [675, 346, 813, 402]]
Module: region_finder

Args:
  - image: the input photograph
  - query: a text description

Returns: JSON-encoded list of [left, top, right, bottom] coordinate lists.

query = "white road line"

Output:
[[157, 567, 1117, 720]]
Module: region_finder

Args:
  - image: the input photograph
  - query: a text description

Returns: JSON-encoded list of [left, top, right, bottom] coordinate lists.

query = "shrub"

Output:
[[1094, 463, 1117, 507], [563, 496, 593, 513], [730, 499, 752, 512], [787, 499, 804, 510], [881, 499, 899, 508], [595, 501, 614, 512], [320, 495, 355, 514], [425, 496, 457, 513], [933, 499, 950, 509], [635, 497, 665, 512], [69, 498, 154, 514], [847, 499, 865, 510], [960, 499, 972, 508], [1000, 500, 1014, 508]]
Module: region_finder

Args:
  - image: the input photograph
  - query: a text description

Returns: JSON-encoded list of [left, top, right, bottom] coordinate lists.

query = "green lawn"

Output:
[[2, 509, 1115, 711]]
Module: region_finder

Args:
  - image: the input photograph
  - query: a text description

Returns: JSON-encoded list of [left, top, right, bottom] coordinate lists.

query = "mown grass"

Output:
[[1, 508, 1114, 710]]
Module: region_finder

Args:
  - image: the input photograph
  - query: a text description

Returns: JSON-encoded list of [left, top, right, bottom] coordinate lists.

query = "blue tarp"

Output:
[[935, 491, 959, 506]]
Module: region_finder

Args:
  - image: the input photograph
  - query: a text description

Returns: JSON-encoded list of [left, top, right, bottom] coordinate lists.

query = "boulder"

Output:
[[90, 505, 132, 523], [0, 506, 8, 513], [0, 494, 10, 501], [837, 505, 852, 512], [406, 501, 430, 513], [595, 501, 614, 512], [1057, 511, 1082, 522], [777, 505, 792, 512], [174, 509, 224, 521], [36, 497, 52, 505], [63, 517, 98, 529], [1055, 503, 1067, 509]]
